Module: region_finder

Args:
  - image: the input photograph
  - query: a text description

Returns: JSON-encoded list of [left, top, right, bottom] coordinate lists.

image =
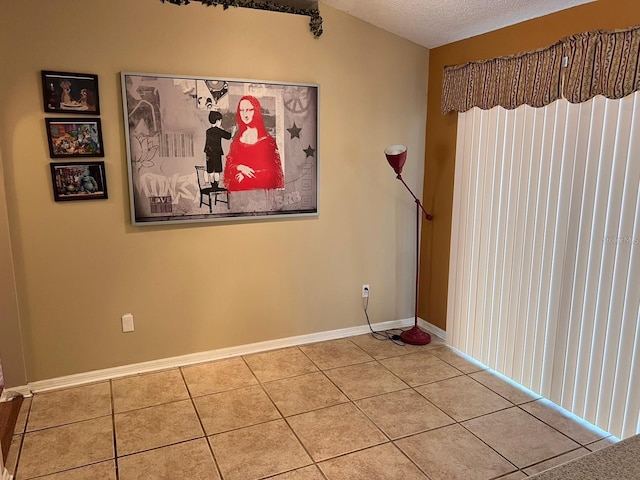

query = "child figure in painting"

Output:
[[204, 110, 234, 191]]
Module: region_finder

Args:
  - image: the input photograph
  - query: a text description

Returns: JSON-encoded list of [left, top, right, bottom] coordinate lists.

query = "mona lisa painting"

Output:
[[120, 72, 319, 225]]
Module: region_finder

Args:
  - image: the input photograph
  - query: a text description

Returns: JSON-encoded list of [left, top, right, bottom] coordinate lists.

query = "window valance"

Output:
[[442, 25, 640, 113], [563, 27, 640, 103]]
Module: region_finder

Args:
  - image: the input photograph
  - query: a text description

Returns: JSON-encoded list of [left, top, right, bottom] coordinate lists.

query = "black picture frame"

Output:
[[50, 161, 108, 202], [45, 118, 104, 158], [42, 70, 100, 114]]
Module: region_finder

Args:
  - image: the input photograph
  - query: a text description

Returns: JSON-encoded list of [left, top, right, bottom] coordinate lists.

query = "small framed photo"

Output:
[[50, 161, 108, 202], [42, 70, 100, 114], [45, 118, 104, 158]]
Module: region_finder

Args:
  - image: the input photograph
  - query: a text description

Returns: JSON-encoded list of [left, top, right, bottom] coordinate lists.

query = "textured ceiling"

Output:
[[321, 0, 596, 48]]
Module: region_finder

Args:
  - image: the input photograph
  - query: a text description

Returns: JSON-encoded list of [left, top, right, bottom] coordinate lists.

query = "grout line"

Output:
[[10, 397, 31, 478], [454, 409, 521, 473], [20, 413, 113, 434], [520, 446, 590, 475], [16, 460, 115, 479], [109, 380, 119, 480], [391, 437, 436, 480], [178, 367, 224, 480]]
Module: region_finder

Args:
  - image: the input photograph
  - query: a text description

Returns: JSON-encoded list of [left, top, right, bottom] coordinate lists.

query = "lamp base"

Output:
[[400, 325, 432, 345]]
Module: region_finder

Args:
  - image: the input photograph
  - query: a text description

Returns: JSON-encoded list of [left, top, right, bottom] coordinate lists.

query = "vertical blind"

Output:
[[448, 92, 640, 440]]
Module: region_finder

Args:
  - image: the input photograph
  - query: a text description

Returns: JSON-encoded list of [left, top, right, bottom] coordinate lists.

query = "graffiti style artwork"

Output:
[[121, 72, 319, 225]]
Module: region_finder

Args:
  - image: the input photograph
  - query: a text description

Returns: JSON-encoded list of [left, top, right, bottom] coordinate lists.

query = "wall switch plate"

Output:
[[121, 313, 134, 333]]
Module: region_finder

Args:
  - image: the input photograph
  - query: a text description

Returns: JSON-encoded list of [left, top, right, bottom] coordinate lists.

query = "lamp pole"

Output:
[[396, 173, 432, 345], [385, 145, 433, 345]]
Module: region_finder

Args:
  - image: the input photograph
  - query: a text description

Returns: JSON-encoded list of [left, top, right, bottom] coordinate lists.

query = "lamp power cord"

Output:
[[363, 292, 406, 346]]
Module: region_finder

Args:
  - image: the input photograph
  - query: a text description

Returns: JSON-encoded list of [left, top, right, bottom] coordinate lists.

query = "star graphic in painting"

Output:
[[287, 122, 302, 139], [303, 145, 316, 158]]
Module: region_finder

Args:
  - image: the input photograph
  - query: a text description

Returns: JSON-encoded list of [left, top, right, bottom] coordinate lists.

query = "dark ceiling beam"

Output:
[[160, 0, 323, 38]]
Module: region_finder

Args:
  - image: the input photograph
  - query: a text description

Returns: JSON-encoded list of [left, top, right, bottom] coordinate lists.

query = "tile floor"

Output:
[[4, 334, 618, 480]]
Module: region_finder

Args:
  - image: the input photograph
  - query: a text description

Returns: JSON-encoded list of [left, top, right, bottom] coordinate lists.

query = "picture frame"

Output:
[[45, 118, 104, 158], [50, 161, 108, 202], [41, 70, 100, 114], [121, 72, 319, 225]]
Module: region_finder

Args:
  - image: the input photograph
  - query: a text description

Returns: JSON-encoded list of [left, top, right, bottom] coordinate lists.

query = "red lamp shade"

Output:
[[384, 144, 407, 175]]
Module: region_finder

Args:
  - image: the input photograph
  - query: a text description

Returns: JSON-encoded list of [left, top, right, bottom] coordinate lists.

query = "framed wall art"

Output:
[[45, 118, 104, 158], [50, 161, 108, 202], [121, 72, 319, 225], [42, 70, 100, 114]]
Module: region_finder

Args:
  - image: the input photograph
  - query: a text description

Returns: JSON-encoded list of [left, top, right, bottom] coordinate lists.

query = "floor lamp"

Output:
[[385, 144, 433, 345]]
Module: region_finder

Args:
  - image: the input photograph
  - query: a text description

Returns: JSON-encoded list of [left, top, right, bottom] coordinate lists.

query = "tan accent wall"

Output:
[[421, 0, 640, 331], [0, 1, 429, 382]]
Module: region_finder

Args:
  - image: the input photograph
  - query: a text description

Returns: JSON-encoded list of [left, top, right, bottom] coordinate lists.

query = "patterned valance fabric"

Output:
[[442, 43, 564, 113], [563, 27, 640, 103], [442, 25, 640, 114]]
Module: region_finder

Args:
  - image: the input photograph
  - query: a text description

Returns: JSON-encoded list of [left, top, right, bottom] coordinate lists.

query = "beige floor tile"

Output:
[[319, 442, 428, 479], [194, 384, 280, 434], [209, 419, 312, 480], [244, 347, 318, 382], [263, 372, 349, 417], [36, 461, 117, 480], [415, 375, 512, 421], [112, 369, 189, 413], [287, 402, 387, 461], [5, 434, 22, 477], [268, 465, 325, 479], [520, 399, 608, 445], [118, 438, 220, 480], [18, 416, 114, 479], [355, 389, 454, 439], [586, 436, 618, 452], [429, 346, 487, 373], [396, 424, 517, 480], [324, 361, 408, 400], [379, 352, 462, 386], [348, 334, 441, 360], [8, 335, 609, 480], [462, 407, 581, 468], [27, 382, 111, 431], [115, 399, 203, 456], [13, 396, 31, 434], [181, 357, 257, 397], [299, 339, 374, 370], [469, 370, 541, 404], [523, 447, 590, 476]]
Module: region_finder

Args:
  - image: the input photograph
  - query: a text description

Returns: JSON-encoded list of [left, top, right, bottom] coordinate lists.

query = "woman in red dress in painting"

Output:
[[223, 95, 285, 191]]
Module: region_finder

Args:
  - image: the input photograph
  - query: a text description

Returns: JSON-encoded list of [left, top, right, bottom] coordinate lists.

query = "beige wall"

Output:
[[0, 1, 429, 382], [0, 147, 27, 388], [421, 0, 640, 331]]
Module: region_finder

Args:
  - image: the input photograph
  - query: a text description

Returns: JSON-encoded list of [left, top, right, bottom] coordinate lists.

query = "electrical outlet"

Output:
[[122, 313, 134, 333], [362, 284, 370, 298]]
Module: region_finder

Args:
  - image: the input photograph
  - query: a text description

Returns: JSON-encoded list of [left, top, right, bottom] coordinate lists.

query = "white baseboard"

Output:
[[6, 317, 445, 395], [419, 317, 446, 341], [0, 385, 31, 402]]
